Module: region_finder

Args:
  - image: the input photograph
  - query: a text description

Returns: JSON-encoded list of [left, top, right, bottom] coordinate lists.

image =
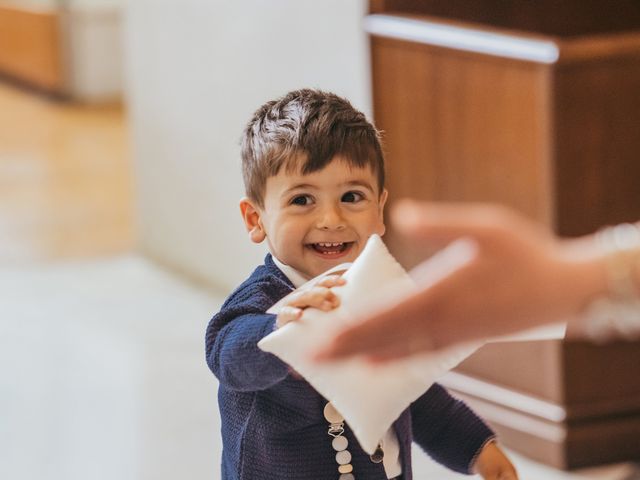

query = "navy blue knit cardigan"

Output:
[[205, 254, 494, 480]]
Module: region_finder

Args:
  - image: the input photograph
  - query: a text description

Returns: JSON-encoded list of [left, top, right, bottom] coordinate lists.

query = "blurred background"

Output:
[[2, 1, 640, 479]]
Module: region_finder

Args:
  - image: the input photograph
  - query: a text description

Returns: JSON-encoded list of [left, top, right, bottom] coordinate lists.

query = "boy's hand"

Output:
[[473, 441, 518, 480], [276, 275, 346, 329]]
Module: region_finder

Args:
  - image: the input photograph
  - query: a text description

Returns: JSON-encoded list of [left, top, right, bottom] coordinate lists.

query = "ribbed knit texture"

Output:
[[205, 254, 495, 479]]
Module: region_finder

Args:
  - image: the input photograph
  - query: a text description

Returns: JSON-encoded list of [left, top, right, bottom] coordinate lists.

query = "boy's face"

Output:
[[240, 156, 388, 279]]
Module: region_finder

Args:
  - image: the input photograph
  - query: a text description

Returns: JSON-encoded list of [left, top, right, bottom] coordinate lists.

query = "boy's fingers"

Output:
[[286, 287, 339, 310], [276, 306, 302, 327], [316, 275, 346, 288], [283, 289, 321, 308]]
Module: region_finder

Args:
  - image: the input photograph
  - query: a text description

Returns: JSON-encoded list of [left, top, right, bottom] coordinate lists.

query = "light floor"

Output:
[[1, 81, 639, 479], [3, 254, 640, 480]]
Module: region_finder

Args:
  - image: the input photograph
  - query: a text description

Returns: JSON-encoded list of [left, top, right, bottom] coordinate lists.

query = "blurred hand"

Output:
[[316, 201, 607, 362]]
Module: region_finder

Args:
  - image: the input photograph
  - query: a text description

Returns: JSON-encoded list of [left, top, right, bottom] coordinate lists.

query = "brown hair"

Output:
[[241, 89, 385, 207]]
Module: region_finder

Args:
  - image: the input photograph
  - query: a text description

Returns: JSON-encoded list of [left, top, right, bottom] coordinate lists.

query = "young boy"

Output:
[[205, 89, 517, 480]]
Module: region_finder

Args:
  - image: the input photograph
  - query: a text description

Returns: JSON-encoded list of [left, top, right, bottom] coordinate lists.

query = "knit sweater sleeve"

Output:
[[410, 383, 496, 474], [205, 272, 292, 392]]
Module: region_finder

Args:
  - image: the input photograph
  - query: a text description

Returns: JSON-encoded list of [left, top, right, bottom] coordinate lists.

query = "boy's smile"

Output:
[[307, 241, 353, 258], [240, 157, 387, 279]]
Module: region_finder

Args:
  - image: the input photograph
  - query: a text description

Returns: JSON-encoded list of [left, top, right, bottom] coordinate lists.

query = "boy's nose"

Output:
[[316, 206, 346, 230]]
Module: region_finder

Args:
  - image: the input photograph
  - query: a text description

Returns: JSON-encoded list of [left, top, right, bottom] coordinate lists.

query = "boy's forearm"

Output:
[[208, 313, 289, 392]]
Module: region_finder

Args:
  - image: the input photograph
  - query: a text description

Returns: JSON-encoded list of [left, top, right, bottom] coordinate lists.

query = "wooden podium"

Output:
[[367, 0, 640, 469]]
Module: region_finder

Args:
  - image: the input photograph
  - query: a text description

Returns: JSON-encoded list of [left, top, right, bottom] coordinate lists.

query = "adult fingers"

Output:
[[391, 200, 514, 244], [315, 288, 438, 360], [364, 334, 436, 363]]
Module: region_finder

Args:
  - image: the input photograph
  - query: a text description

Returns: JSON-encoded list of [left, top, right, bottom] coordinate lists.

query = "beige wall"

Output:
[[124, 0, 371, 291]]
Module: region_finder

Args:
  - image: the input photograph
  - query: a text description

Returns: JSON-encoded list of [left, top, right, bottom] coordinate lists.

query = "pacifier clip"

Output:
[[324, 402, 384, 480]]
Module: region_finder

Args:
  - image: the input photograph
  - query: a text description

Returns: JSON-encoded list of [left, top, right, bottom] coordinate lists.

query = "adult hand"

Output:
[[316, 201, 607, 362]]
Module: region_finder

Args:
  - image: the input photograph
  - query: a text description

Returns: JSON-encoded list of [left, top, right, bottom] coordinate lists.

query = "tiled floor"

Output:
[[2, 81, 640, 479]]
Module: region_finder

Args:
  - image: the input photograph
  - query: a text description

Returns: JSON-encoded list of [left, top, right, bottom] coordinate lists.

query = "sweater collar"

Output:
[[264, 254, 296, 290], [270, 256, 309, 288]]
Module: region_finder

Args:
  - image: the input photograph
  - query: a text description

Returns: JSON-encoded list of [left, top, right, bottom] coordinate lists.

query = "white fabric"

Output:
[[271, 256, 309, 289], [381, 426, 402, 478], [270, 253, 402, 478], [259, 235, 483, 454]]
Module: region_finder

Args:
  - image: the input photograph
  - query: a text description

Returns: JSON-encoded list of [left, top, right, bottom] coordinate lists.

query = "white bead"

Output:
[[332, 435, 349, 451], [336, 449, 352, 465]]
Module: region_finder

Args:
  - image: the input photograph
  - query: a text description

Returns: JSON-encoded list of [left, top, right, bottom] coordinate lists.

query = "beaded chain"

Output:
[[324, 402, 385, 480]]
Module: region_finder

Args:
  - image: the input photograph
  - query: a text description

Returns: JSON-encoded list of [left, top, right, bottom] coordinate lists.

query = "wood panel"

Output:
[[554, 56, 640, 236], [369, 1, 640, 37], [454, 340, 640, 420], [562, 341, 640, 413], [371, 35, 554, 267], [455, 340, 565, 402], [368, 9, 640, 469], [444, 374, 640, 469], [0, 4, 66, 92]]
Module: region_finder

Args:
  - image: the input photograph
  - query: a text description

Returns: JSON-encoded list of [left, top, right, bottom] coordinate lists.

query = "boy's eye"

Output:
[[290, 195, 311, 206], [341, 191, 364, 203]]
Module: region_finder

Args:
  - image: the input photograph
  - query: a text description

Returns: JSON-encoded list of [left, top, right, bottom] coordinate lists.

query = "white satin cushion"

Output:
[[258, 234, 482, 454]]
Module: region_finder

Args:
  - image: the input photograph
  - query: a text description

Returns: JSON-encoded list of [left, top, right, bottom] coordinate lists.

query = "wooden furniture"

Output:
[[367, 1, 640, 469], [0, 3, 123, 101], [0, 3, 67, 93], [0, 82, 133, 262]]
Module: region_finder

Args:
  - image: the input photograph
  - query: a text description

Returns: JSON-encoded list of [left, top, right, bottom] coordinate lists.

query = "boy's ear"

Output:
[[377, 189, 389, 236], [379, 189, 389, 211], [239, 197, 266, 244]]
